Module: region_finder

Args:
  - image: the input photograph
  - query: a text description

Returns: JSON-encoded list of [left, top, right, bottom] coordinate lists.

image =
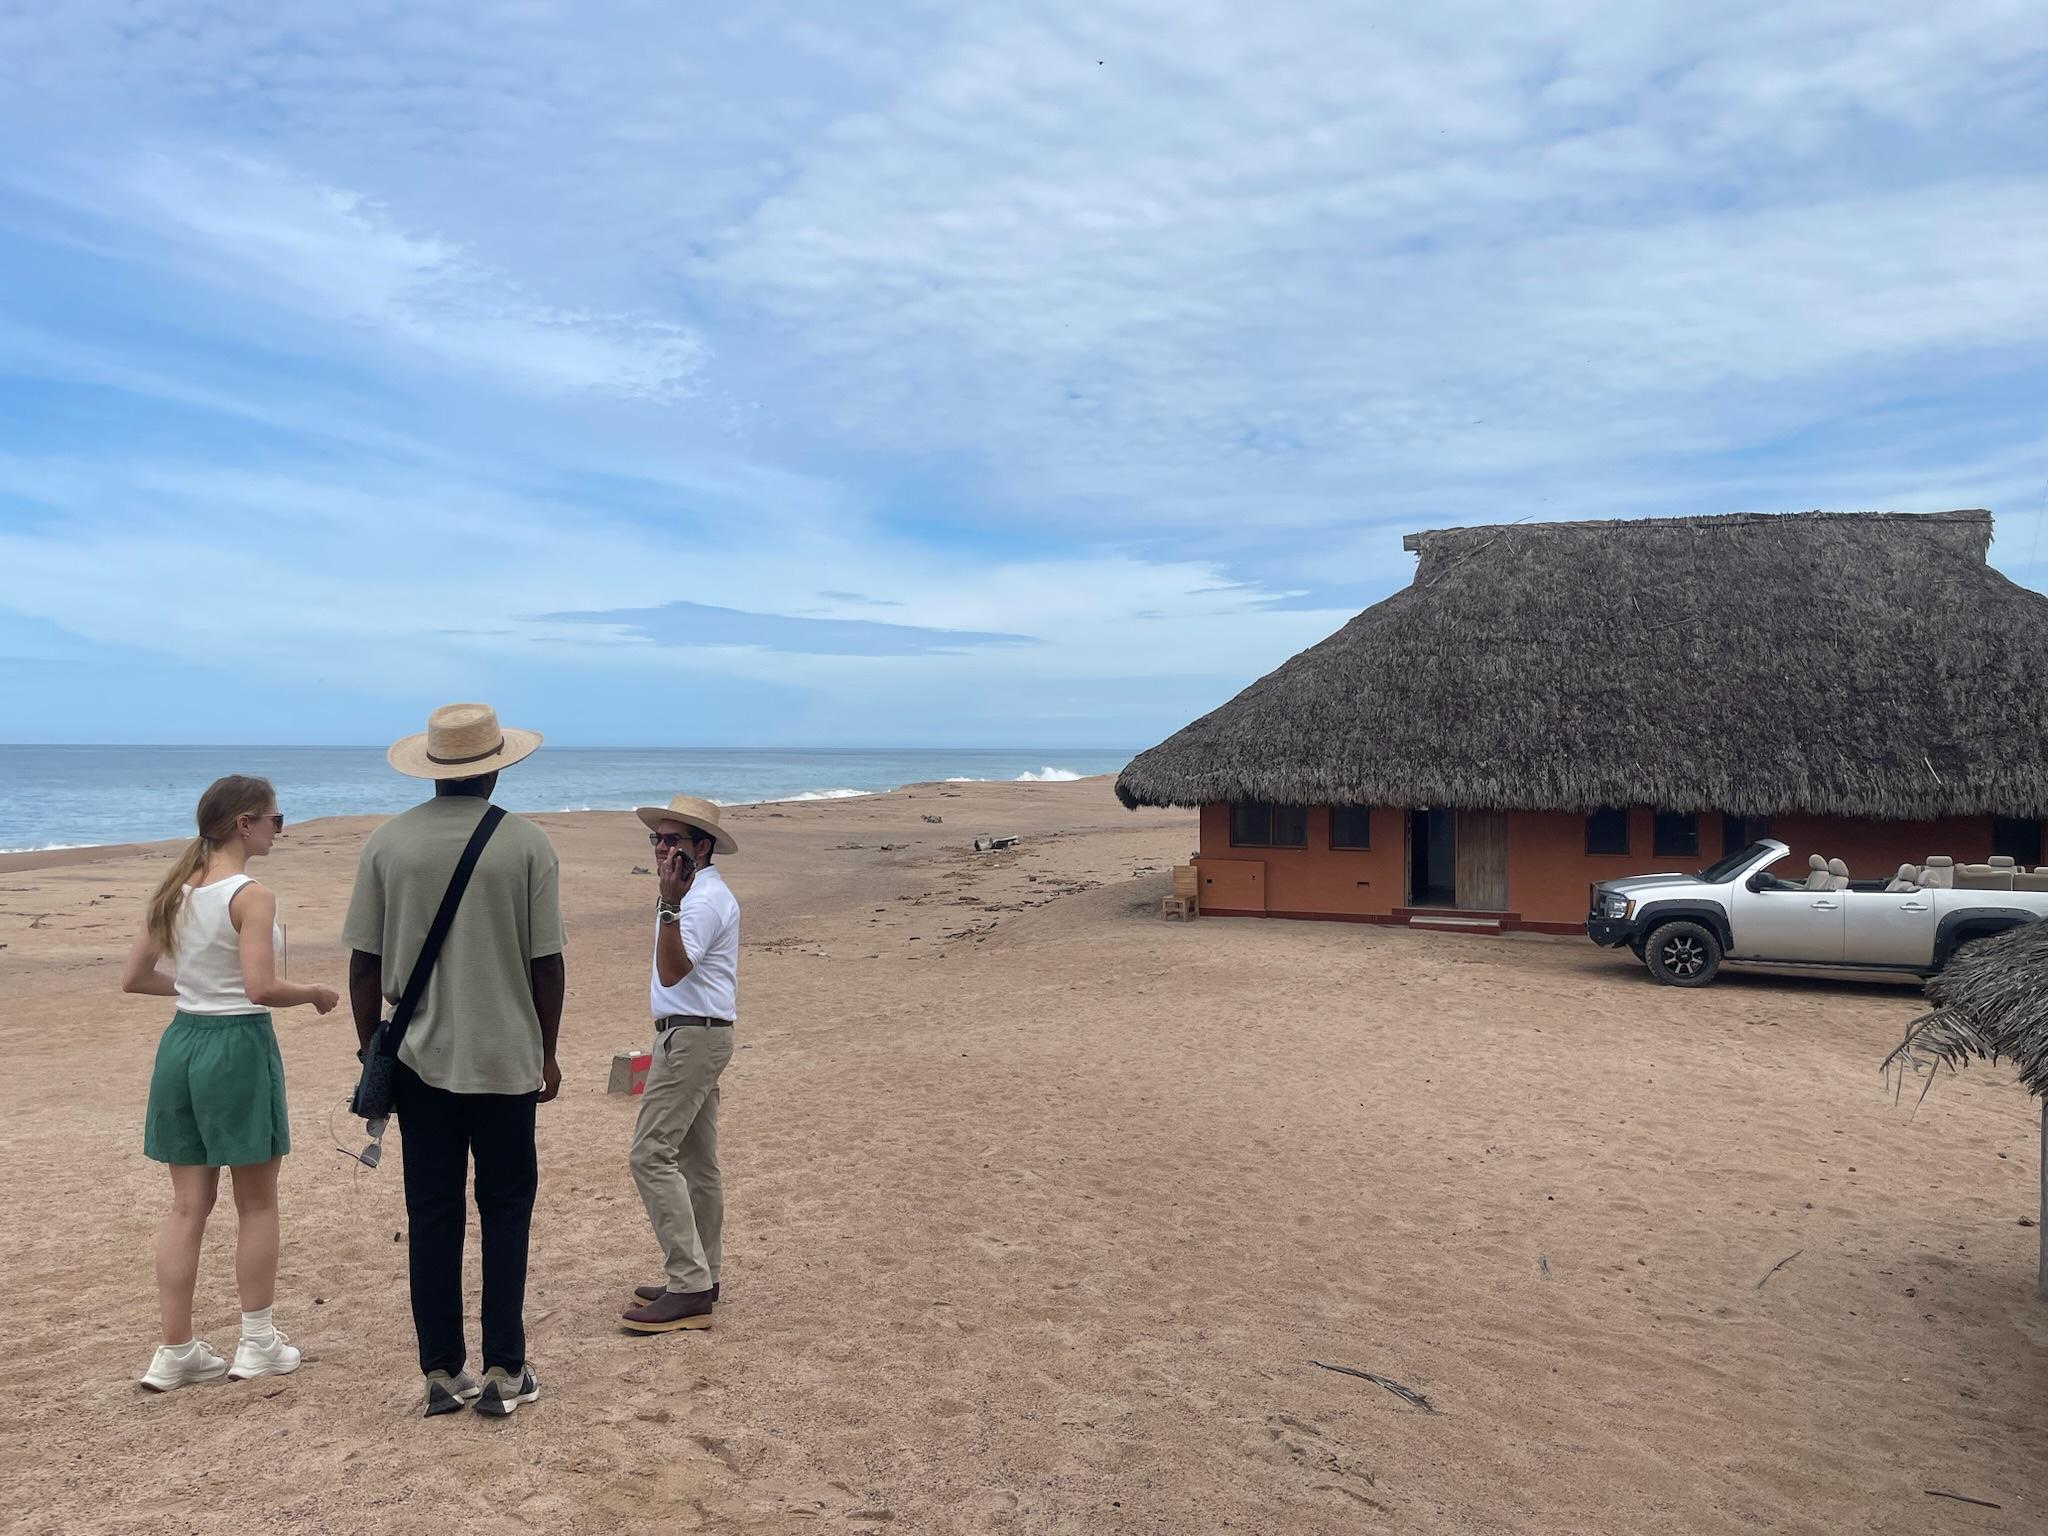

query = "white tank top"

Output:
[[172, 874, 282, 1014]]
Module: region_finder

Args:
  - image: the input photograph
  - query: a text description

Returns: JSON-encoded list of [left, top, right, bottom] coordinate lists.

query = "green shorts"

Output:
[[143, 1010, 291, 1168]]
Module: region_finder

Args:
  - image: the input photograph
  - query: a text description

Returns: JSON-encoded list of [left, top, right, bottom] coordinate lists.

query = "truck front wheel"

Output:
[[1644, 920, 1723, 986]]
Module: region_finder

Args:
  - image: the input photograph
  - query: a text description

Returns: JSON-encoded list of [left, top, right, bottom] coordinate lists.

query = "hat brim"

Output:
[[387, 727, 543, 781], [635, 805, 737, 855]]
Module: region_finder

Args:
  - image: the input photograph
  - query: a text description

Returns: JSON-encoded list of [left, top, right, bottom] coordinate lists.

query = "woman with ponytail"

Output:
[[121, 775, 339, 1392]]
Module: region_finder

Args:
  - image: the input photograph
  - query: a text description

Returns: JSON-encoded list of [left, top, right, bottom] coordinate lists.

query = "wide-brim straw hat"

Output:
[[635, 793, 738, 855], [387, 702, 543, 781]]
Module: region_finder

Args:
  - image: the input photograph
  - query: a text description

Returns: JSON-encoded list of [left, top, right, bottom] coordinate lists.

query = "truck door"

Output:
[[1841, 889, 1936, 967], [1729, 879, 1846, 962]]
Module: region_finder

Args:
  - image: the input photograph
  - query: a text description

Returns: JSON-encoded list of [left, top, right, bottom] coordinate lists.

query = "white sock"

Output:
[[163, 1338, 201, 1357], [240, 1307, 274, 1343]]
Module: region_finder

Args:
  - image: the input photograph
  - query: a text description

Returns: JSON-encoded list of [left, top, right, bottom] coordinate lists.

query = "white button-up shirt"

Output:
[[650, 863, 740, 1022]]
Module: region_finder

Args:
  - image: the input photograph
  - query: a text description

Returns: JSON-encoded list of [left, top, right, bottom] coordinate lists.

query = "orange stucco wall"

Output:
[[1195, 803, 1403, 916], [1196, 803, 2044, 928]]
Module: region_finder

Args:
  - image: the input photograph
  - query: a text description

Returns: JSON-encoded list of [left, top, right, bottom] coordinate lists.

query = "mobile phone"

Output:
[[671, 847, 696, 878]]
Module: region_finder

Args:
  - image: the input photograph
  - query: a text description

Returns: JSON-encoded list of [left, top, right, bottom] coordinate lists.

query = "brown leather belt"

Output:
[[656, 1014, 733, 1031]]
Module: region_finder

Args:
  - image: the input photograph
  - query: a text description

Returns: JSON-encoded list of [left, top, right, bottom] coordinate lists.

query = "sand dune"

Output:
[[1, 777, 2043, 1533]]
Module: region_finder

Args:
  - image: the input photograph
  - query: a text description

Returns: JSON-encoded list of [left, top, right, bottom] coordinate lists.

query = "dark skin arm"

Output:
[[530, 952, 564, 1103], [349, 949, 382, 1051]]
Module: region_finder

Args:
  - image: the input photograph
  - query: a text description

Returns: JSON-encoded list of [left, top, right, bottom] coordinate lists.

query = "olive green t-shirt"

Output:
[[342, 797, 565, 1095]]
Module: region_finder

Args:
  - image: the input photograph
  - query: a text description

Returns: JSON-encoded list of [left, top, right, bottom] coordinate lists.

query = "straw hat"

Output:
[[635, 793, 738, 855], [387, 702, 543, 780]]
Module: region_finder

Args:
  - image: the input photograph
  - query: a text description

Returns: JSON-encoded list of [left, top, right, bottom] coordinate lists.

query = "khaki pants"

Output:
[[629, 1024, 734, 1293]]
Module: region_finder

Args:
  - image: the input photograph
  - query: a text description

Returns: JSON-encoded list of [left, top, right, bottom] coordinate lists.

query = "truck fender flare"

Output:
[[1933, 908, 2043, 969], [1634, 901, 1734, 953]]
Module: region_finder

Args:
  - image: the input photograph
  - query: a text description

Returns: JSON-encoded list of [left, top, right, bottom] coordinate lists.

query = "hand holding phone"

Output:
[[658, 845, 695, 905]]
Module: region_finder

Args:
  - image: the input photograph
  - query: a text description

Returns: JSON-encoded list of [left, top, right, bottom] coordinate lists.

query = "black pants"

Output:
[[394, 1063, 538, 1376]]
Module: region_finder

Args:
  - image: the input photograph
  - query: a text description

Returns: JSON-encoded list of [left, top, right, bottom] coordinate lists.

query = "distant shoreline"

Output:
[[0, 774, 1118, 870]]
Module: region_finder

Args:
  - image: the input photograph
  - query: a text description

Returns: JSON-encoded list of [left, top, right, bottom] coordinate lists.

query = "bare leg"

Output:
[[229, 1158, 282, 1313], [158, 1165, 220, 1344]]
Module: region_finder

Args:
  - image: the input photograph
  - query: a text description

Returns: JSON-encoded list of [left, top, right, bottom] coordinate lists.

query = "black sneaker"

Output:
[[474, 1364, 540, 1417], [423, 1369, 482, 1418]]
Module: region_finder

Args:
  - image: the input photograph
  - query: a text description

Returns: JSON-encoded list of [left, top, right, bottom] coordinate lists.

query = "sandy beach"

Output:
[[2, 776, 2044, 1534]]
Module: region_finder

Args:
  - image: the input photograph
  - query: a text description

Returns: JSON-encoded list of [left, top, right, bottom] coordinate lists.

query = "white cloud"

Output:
[[17, 149, 705, 402], [0, 0, 2041, 743]]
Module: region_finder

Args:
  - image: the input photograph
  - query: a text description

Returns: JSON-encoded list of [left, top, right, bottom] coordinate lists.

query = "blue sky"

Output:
[[1, 2, 2044, 747]]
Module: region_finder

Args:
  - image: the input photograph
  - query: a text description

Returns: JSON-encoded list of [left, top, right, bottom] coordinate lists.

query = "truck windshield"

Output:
[[1697, 842, 1774, 884]]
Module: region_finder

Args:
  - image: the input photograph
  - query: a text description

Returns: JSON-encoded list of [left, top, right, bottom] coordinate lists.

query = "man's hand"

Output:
[[657, 846, 695, 906], [539, 1055, 562, 1104]]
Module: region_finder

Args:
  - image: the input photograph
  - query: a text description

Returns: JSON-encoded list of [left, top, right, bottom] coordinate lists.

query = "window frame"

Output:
[[1653, 810, 1699, 859], [1585, 807, 1631, 857], [1329, 805, 1372, 851], [1229, 800, 1308, 849]]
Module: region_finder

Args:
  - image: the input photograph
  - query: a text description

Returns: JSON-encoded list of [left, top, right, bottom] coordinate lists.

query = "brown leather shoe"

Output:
[[622, 1288, 714, 1332], [634, 1282, 718, 1304]]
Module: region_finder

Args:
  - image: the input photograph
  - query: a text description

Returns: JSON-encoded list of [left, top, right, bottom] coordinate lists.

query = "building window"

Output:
[[1330, 806, 1372, 850], [1993, 817, 2042, 867], [1654, 811, 1698, 858], [1230, 801, 1307, 849], [1585, 807, 1629, 856], [1722, 814, 1769, 856]]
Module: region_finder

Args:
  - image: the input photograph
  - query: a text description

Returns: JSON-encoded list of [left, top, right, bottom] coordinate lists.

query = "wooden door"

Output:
[[1454, 810, 1508, 911]]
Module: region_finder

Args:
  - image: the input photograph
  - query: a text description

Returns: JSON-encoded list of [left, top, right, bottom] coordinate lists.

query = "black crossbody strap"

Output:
[[379, 804, 506, 1057]]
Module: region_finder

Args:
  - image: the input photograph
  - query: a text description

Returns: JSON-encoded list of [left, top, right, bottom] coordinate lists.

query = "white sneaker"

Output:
[[140, 1340, 229, 1392], [227, 1327, 302, 1381]]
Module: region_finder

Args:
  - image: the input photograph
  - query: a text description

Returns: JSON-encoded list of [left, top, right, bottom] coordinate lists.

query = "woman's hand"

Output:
[[309, 985, 341, 1015]]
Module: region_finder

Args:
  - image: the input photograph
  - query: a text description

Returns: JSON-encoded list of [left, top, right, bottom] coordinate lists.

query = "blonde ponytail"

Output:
[[146, 837, 212, 957], [144, 775, 278, 956]]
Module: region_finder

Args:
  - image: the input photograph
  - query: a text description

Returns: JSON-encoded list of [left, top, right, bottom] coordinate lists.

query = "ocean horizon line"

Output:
[[0, 745, 1138, 853]]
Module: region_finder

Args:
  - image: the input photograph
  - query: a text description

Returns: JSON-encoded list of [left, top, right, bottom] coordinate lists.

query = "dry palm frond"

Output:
[[1883, 921, 2048, 1102]]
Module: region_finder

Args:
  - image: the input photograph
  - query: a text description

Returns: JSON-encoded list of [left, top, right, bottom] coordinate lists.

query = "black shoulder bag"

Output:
[[349, 805, 507, 1122]]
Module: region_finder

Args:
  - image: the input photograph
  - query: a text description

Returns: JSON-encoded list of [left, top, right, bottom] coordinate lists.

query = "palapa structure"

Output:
[[1120, 509, 2048, 931], [1886, 924, 2048, 1297]]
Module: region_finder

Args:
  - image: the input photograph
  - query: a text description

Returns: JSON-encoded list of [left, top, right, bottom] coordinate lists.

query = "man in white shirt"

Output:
[[622, 794, 741, 1333]]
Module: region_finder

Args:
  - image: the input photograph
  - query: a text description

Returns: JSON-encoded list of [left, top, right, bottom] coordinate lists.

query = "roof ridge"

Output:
[[1402, 508, 1991, 550]]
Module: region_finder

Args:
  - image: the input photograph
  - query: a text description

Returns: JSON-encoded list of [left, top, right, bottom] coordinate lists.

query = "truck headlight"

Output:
[[1597, 892, 1633, 919]]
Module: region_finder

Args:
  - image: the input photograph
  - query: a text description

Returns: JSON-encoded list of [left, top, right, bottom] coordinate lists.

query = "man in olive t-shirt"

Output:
[[342, 703, 566, 1419]]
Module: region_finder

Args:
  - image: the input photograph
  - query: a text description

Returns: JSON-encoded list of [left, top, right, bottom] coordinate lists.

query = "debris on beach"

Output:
[[1310, 1361, 1437, 1412], [973, 835, 1019, 852]]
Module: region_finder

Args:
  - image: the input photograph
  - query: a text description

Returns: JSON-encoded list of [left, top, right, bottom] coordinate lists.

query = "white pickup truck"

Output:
[[1585, 839, 2048, 986]]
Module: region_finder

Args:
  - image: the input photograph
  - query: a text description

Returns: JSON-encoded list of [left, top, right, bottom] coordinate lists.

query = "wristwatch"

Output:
[[656, 904, 681, 925]]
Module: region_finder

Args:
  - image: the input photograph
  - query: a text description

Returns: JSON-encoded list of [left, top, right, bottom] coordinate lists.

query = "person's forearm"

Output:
[[348, 950, 383, 1050], [248, 978, 328, 1009], [530, 953, 565, 1061], [655, 921, 693, 987]]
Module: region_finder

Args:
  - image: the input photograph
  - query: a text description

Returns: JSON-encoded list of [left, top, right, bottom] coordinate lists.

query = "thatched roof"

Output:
[[1119, 510, 2048, 819], [1884, 921, 2048, 1101]]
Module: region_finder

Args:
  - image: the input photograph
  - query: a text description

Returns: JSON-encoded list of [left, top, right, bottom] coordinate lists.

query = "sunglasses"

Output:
[[648, 831, 695, 848], [245, 812, 286, 832]]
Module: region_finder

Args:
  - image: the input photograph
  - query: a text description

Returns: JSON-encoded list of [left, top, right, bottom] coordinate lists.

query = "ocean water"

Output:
[[0, 746, 1134, 852]]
